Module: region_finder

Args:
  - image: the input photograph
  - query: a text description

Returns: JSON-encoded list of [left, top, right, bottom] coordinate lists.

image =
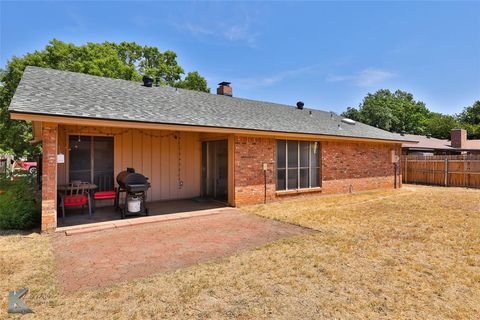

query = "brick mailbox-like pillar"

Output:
[[41, 123, 58, 232]]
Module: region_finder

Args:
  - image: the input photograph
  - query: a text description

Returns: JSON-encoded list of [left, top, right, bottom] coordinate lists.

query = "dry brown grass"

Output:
[[1, 185, 479, 319]]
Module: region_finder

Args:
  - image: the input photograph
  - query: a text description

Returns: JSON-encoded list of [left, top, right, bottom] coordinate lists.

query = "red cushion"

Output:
[[64, 195, 88, 207], [94, 191, 116, 199]]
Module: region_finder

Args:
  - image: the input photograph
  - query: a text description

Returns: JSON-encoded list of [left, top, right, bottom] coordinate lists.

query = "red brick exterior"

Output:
[[451, 129, 467, 148], [41, 123, 58, 232], [321, 141, 401, 194], [234, 136, 402, 205], [234, 136, 276, 205]]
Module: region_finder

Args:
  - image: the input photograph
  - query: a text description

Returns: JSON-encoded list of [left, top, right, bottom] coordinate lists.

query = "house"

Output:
[[9, 67, 414, 232], [401, 129, 480, 155]]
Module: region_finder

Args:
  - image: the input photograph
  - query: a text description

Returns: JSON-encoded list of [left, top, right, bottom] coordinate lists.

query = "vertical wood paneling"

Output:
[[132, 130, 143, 173], [151, 133, 161, 201], [58, 126, 201, 201], [114, 133, 122, 177], [160, 132, 171, 200], [179, 132, 186, 198], [142, 130, 152, 201], [122, 131, 133, 168], [184, 133, 193, 198], [193, 136, 201, 198], [170, 133, 179, 199], [402, 154, 480, 188]]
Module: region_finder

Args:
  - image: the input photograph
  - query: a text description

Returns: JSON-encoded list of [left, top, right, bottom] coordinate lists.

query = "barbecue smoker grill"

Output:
[[116, 168, 150, 218]]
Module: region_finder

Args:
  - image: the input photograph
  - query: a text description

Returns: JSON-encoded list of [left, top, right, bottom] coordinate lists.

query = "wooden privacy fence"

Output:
[[402, 154, 480, 188]]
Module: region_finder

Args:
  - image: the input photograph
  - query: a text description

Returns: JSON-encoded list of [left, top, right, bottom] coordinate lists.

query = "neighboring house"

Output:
[[9, 67, 414, 231], [402, 129, 480, 155]]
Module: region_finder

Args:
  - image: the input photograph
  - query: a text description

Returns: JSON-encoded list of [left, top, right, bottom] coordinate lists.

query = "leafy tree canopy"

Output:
[[341, 89, 430, 134], [456, 100, 480, 125], [455, 101, 480, 139], [424, 113, 459, 140], [0, 39, 210, 157], [342, 90, 480, 141]]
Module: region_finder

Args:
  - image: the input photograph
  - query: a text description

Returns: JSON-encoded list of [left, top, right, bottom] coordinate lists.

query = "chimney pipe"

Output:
[[451, 129, 467, 148], [142, 75, 153, 87], [296, 101, 304, 110], [217, 82, 232, 97]]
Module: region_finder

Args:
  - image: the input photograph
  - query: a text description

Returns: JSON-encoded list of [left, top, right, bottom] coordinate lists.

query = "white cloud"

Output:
[[234, 65, 322, 89], [171, 10, 259, 47], [327, 68, 397, 87]]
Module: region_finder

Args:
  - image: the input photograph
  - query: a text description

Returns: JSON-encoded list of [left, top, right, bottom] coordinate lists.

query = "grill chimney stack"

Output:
[[217, 82, 232, 97], [142, 75, 153, 87]]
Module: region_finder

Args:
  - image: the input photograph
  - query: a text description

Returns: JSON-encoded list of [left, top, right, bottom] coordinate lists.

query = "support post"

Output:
[[41, 123, 58, 232], [444, 158, 448, 187], [404, 157, 408, 183]]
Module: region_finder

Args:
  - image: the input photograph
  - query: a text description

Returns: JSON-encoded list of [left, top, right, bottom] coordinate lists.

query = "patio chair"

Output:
[[60, 182, 92, 219], [93, 175, 116, 213]]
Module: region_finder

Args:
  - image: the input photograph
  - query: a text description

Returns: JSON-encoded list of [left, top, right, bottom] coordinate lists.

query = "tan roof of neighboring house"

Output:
[[402, 134, 480, 151]]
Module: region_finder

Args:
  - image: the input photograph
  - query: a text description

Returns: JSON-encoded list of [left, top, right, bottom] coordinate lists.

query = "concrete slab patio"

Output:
[[52, 209, 312, 292]]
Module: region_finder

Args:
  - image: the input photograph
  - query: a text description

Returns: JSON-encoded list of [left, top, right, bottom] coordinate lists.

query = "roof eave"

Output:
[[9, 110, 414, 144]]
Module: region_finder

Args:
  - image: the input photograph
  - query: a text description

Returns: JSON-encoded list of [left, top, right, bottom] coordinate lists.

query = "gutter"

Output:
[[9, 110, 418, 144]]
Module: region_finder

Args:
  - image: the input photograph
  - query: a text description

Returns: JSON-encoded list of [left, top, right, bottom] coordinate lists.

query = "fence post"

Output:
[[444, 158, 448, 187], [405, 157, 408, 183]]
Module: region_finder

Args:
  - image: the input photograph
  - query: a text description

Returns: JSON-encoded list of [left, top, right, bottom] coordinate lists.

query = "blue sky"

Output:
[[1, 1, 479, 115]]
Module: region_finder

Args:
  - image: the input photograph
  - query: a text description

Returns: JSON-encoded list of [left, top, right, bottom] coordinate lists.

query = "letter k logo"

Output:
[[8, 288, 33, 314]]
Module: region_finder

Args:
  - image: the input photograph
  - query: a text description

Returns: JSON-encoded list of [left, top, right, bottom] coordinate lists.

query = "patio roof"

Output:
[[9, 66, 415, 143]]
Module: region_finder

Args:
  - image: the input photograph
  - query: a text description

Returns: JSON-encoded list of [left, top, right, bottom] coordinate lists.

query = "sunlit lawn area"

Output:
[[1, 185, 479, 319]]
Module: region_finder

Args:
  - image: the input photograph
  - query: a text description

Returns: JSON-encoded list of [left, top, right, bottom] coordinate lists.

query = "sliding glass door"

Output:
[[69, 135, 114, 191]]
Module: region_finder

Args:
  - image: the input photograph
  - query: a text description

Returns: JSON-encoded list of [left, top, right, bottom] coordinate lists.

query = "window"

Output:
[[69, 135, 114, 191], [276, 140, 320, 191]]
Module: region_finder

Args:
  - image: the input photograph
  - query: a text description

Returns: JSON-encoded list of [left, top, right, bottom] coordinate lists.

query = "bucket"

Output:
[[127, 196, 141, 213]]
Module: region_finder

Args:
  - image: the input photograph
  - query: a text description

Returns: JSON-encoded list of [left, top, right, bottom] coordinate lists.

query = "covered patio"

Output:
[[38, 122, 235, 231]]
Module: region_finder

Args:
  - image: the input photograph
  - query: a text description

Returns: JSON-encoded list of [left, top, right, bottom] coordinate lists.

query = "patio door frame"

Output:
[[66, 133, 115, 186], [201, 139, 229, 202]]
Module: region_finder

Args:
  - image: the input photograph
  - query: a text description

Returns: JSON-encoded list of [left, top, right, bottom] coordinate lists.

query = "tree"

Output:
[[0, 39, 210, 157], [456, 100, 480, 139], [341, 107, 362, 122], [456, 100, 480, 125], [175, 71, 210, 92], [424, 113, 459, 139], [341, 89, 430, 134]]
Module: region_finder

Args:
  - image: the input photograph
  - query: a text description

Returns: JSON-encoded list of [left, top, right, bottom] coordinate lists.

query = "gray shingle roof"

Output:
[[9, 66, 414, 142]]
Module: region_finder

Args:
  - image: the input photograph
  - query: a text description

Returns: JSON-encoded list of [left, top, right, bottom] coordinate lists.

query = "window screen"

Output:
[[69, 135, 114, 191], [276, 140, 321, 191]]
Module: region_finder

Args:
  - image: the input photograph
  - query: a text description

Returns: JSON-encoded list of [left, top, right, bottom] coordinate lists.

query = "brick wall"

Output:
[[234, 136, 276, 205], [41, 123, 58, 231], [233, 136, 402, 205], [321, 141, 401, 194], [451, 129, 467, 148]]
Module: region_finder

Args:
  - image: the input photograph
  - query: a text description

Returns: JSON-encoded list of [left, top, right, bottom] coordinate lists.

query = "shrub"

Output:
[[0, 175, 39, 230]]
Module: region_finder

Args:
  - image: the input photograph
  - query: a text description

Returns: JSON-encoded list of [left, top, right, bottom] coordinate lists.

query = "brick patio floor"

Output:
[[52, 208, 312, 292]]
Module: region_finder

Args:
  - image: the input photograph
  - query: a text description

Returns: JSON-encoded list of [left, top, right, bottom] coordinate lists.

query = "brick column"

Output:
[[41, 123, 58, 232], [234, 136, 276, 205]]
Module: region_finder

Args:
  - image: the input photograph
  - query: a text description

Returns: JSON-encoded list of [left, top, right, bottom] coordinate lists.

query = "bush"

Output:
[[0, 175, 39, 230]]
